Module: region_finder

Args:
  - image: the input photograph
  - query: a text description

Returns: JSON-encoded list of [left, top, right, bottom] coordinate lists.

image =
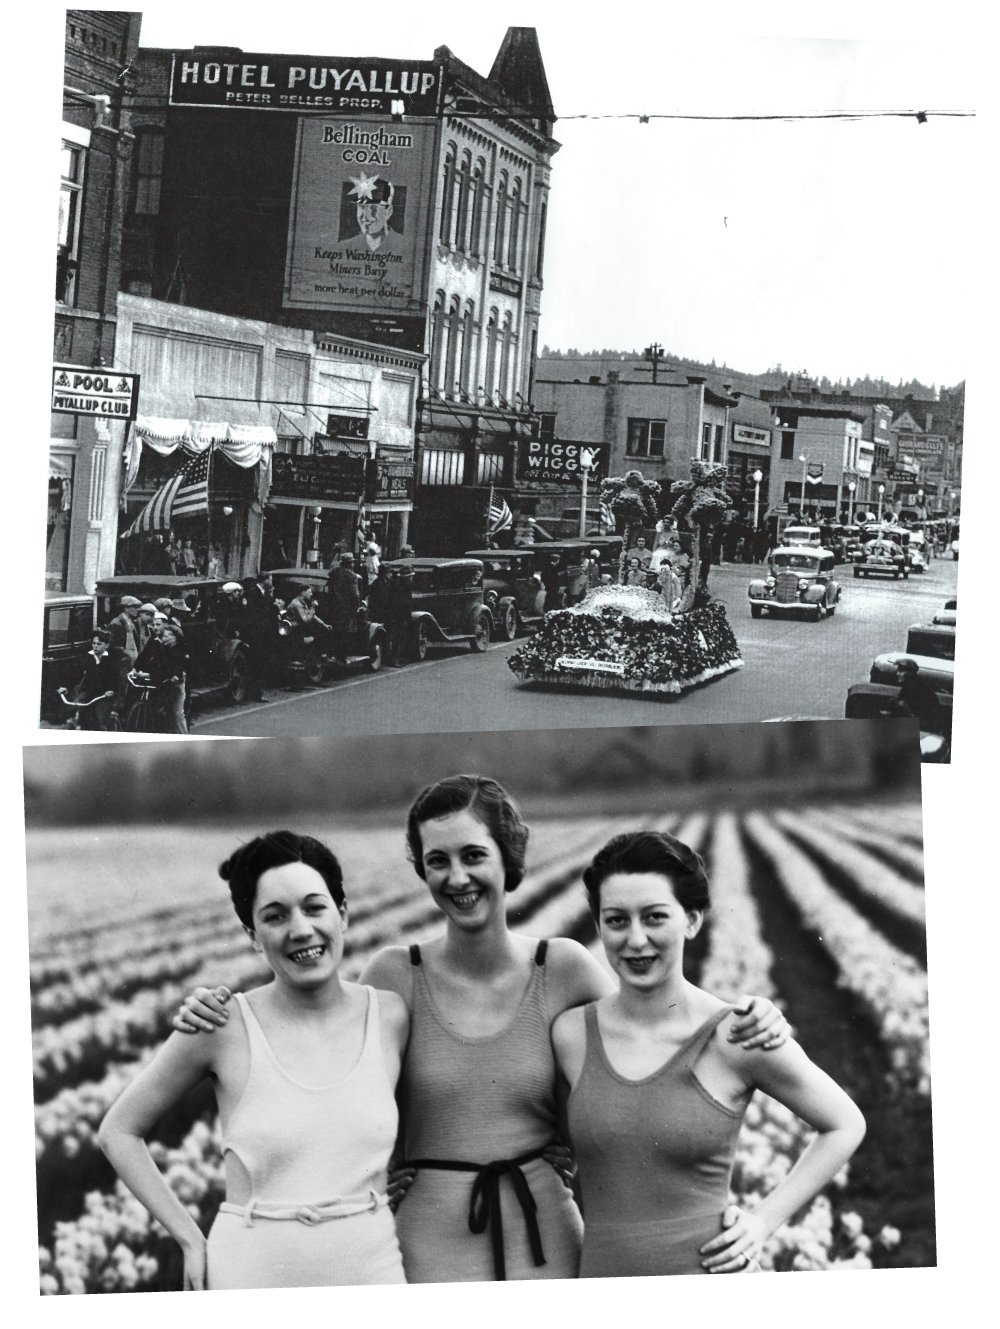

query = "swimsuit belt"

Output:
[[219, 1189, 387, 1228], [404, 1146, 549, 1280]]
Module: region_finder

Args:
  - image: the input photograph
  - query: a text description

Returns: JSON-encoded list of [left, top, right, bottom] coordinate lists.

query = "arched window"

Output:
[[535, 197, 547, 280], [444, 297, 461, 398], [439, 147, 456, 245], [469, 160, 485, 257], [484, 309, 499, 400], [460, 302, 476, 397], [507, 178, 521, 270], [493, 173, 508, 266], [430, 291, 446, 391], [455, 151, 472, 252], [498, 311, 513, 404]]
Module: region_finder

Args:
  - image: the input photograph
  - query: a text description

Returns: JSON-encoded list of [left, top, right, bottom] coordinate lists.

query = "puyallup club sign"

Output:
[[169, 54, 443, 115]]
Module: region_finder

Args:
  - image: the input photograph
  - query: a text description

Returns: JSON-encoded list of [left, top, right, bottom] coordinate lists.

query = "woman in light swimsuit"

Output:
[[553, 829, 866, 1277], [100, 831, 409, 1290], [177, 778, 789, 1283]]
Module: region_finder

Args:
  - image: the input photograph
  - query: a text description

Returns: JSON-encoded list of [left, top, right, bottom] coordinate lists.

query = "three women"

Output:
[[103, 777, 863, 1289]]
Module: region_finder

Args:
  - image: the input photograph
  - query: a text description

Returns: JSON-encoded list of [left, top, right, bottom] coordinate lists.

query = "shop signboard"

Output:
[[51, 366, 139, 419], [732, 424, 771, 448], [368, 460, 414, 503], [284, 117, 436, 316], [271, 452, 365, 501], [169, 54, 443, 116], [518, 439, 610, 485]]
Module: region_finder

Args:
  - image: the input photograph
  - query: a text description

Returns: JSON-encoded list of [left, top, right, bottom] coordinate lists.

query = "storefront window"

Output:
[[46, 453, 74, 593]]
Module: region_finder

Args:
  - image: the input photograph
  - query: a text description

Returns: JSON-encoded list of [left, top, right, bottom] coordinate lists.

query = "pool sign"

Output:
[[52, 366, 140, 419]]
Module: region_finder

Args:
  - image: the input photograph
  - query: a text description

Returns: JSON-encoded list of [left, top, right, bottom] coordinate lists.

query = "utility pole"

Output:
[[642, 342, 666, 384]]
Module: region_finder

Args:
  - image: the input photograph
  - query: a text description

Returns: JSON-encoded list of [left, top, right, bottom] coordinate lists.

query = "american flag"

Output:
[[487, 495, 513, 536], [125, 450, 211, 537], [600, 499, 616, 532]]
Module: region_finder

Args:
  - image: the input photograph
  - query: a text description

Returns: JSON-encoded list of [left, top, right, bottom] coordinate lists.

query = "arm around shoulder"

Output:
[[359, 945, 414, 1005], [544, 935, 615, 1018]]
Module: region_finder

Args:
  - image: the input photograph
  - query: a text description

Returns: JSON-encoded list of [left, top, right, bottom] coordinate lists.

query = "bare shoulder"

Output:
[[359, 946, 415, 1003], [550, 1002, 587, 1054], [371, 985, 409, 1039], [543, 936, 615, 1013], [712, 1011, 805, 1079]]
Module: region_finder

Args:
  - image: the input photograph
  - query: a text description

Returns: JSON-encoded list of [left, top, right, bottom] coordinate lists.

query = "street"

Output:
[[192, 556, 959, 738]]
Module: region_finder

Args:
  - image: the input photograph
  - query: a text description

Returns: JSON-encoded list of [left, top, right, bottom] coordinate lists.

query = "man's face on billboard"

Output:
[[358, 199, 392, 240]]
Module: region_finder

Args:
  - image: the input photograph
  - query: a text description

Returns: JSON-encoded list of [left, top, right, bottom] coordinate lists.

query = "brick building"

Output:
[[116, 27, 558, 557], [49, 11, 142, 594]]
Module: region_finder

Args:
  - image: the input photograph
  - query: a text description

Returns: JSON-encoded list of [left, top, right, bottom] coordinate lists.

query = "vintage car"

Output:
[[866, 622, 956, 701], [95, 575, 250, 704], [844, 683, 952, 761], [854, 536, 909, 579], [39, 594, 97, 723], [265, 568, 386, 680], [748, 547, 842, 620], [466, 538, 625, 637], [779, 525, 823, 548], [381, 557, 494, 660]]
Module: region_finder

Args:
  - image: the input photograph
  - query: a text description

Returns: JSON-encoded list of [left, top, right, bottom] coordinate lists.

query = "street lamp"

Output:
[[877, 483, 886, 525], [579, 447, 597, 538], [752, 469, 764, 530], [847, 481, 856, 526], [799, 453, 809, 518]]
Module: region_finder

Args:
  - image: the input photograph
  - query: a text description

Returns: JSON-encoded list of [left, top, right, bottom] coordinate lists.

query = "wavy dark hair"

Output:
[[219, 830, 346, 930], [406, 775, 530, 893], [582, 829, 711, 920]]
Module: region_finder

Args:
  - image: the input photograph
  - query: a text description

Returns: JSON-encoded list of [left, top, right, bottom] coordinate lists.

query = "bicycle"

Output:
[[55, 688, 119, 731], [120, 672, 161, 733]]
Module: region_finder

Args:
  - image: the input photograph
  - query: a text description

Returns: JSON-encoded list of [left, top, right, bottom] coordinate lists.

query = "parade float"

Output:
[[508, 462, 743, 695]]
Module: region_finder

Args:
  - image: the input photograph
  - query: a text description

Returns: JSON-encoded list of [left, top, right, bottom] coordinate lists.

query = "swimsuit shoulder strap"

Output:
[[674, 1005, 736, 1073]]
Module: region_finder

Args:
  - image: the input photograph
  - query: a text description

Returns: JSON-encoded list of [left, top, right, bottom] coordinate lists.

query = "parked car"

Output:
[[465, 549, 538, 639], [380, 557, 494, 660], [266, 568, 386, 681], [779, 525, 823, 548], [748, 547, 842, 621], [95, 575, 250, 704], [844, 683, 952, 761], [40, 595, 97, 723], [868, 620, 955, 682]]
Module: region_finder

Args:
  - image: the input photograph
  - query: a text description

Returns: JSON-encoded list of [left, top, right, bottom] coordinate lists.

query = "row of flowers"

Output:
[[812, 806, 926, 881], [701, 814, 892, 1271], [745, 813, 930, 1096], [772, 811, 926, 930]]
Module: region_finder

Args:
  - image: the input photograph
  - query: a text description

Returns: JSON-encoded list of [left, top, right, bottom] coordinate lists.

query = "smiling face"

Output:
[[598, 872, 703, 989], [249, 861, 347, 988], [418, 808, 507, 930]]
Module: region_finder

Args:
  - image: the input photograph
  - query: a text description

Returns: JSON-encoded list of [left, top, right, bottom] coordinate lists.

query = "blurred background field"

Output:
[[24, 720, 931, 1292]]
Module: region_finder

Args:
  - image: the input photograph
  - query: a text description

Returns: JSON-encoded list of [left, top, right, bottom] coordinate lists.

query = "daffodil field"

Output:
[[29, 800, 930, 1293]]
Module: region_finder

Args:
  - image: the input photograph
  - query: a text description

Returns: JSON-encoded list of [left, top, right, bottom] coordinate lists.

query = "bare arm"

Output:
[[700, 1037, 865, 1272], [98, 1032, 219, 1289]]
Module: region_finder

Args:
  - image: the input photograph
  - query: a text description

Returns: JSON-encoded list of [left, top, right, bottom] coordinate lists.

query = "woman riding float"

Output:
[[174, 778, 789, 1285]]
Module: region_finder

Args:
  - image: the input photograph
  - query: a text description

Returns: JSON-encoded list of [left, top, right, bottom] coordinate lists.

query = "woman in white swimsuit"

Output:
[[99, 831, 409, 1290]]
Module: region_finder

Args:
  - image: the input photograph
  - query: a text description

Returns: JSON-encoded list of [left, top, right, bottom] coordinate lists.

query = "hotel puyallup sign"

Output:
[[169, 54, 444, 116]]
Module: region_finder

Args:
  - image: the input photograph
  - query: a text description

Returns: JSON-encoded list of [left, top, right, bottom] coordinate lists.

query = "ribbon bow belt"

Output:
[[405, 1147, 549, 1281]]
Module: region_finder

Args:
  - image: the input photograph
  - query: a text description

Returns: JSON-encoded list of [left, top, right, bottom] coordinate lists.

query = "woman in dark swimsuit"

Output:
[[553, 829, 866, 1276]]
